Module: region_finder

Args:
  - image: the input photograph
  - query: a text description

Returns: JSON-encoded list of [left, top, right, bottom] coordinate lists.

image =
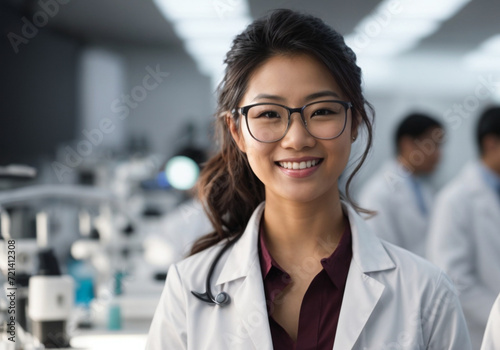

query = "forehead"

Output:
[[418, 126, 445, 143], [241, 54, 344, 105]]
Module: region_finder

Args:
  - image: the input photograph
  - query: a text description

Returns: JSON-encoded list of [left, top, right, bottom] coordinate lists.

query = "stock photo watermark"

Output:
[[51, 64, 169, 182], [7, 0, 71, 54]]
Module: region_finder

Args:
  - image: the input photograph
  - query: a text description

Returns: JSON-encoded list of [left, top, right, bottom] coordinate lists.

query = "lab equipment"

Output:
[[29, 249, 73, 348], [0, 183, 138, 348]]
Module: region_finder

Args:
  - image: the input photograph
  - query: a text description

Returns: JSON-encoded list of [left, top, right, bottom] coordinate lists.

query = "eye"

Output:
[[309, 102, 343, 118], [256, 110, 282, 119], [312, 108, 334, 116], [311, 108, 340, 117]]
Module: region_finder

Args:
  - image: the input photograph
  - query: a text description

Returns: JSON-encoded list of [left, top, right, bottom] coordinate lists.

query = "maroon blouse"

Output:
[[258, 219, 352, 350]]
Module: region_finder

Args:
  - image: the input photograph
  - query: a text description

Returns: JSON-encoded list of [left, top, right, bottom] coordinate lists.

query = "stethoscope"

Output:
[[191, 235, 241, 306]]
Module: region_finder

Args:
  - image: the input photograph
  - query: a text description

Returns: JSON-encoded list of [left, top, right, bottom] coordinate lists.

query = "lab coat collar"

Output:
[[470, 161, 500, 192], [215, 201, 395, 286], [342, 201, 396, 273], [335, 203, 395, 350], [462, 162, 500, 209], [214, 201, 395, 350], [215, 202, 265, 286], [478, 162, 500, 190]]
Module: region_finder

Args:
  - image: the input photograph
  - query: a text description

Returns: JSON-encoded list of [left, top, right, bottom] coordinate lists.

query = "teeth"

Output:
[[278, 159, 320, 169]]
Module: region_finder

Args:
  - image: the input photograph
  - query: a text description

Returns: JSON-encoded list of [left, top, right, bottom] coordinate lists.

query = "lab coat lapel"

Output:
[[333, 203, 396, 350], [468, 162, 500, 211], [232, 258, 273, 350], [333, 261, 385, 350], [215, 202, 273, 349]]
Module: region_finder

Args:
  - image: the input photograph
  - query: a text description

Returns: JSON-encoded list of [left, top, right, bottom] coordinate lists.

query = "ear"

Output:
[[350, 112, 361, 141], [226, 113, 246, 153], [399, 136, 416, 153]]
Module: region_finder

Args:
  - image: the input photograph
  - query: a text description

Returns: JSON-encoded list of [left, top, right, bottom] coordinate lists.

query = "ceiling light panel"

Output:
[[396, 0, 471, 20], [154, 0, 249, 20], [464, 34, 500, 72], [153, 0, 251, 85], [348, 0, 472, 58]]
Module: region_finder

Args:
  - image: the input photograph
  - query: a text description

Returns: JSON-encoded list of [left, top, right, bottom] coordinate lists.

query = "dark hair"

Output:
[[476, 106, 500, 155], [395, 113, 443, 153], [190, 9, 374, 255]]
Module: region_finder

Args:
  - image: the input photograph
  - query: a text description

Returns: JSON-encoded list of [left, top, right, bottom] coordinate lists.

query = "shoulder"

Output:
[[436, 163, 480, 204], [372, 240, 462, 328], [360, 161, 410, 200], [382, 240, 443, 276], [360, 168, 394, 201], [377, 240, 455, 295], [347, 203, 447, 289]]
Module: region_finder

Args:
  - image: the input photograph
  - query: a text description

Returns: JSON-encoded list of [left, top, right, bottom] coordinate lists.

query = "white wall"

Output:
[[113, 46, 214, 158]]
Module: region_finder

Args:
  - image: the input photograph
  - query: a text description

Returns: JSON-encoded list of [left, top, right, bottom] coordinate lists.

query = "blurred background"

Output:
[[0, 0, 499, 348]]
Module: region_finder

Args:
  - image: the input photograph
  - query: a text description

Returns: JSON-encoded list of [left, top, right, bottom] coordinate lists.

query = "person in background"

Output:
[[427, 106, 500, 349], [359, 113, 444, 257], [481, 293, 500, 350]]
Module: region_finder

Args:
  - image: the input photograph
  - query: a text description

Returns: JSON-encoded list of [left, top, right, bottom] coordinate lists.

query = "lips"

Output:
[[275, 157, 324, 178], [278, 159, 322, 169]]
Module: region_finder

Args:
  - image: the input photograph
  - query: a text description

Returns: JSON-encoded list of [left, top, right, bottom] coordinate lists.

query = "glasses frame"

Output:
[[232, 99, 353, 143]]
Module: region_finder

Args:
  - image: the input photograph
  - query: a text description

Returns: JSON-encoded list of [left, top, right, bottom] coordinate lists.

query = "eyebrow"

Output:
[[306, 91, 341, 100], [251, 90, 341, 103]]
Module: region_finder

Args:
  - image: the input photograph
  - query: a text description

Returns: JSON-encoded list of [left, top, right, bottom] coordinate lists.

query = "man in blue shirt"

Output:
[[428, 106, 500, 349], [360, 113, 444, 257]]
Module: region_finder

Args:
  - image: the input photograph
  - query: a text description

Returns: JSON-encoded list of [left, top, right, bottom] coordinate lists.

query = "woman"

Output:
[[146, 9, 470, 350]]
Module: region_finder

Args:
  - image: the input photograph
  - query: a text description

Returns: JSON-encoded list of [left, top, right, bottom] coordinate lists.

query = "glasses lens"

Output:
[[303, 101, 347, 139], [246, 104, 288, 142]]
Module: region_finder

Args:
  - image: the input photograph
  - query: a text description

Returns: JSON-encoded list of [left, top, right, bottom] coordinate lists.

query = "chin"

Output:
[[281, 186, 336, 204]]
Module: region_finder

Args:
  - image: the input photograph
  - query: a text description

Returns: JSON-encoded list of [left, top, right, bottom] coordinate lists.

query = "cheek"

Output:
[[323, 138, 352, 178], [494, 146, 500, 159], [334, 135, 352, 160], [244, 142, 275, 176]]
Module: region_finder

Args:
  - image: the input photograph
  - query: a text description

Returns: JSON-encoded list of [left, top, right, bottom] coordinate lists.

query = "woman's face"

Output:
[[229, 54, 357, 204]]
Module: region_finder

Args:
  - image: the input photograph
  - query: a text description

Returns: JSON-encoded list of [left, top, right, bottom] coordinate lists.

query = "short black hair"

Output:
[[476, 106, 500, 155], [395, 113, 443, 152]]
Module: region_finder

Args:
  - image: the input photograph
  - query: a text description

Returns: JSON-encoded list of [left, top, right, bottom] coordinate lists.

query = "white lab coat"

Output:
[[146, 202, 470, 350], [359, 160, 433, 257], [481, 293, 500, 350], [427, 162, 500, 350]]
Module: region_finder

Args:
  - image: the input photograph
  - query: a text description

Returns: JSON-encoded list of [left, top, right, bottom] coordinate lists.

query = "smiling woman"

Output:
[[146, 8, 471, 350]]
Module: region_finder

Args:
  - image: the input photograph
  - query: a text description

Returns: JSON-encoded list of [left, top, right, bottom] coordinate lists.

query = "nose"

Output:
[[279, 112, 316, 150]]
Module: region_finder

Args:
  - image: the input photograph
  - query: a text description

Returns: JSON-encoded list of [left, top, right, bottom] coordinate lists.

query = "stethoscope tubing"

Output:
[[191, 233, 242, 306]]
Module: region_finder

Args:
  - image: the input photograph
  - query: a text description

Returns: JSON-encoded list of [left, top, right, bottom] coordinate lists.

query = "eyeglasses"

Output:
[[232, 100, 352, 143]]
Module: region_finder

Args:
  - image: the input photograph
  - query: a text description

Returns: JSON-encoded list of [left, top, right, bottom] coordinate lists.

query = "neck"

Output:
[[262, 190, 345, 266], [397, 155, 417, 175]]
